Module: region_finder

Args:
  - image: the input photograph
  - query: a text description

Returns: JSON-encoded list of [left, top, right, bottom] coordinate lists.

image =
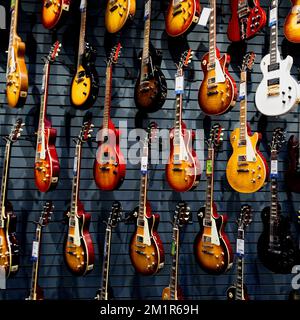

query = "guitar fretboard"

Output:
[[169, 226, 179, 299], [269, 0, 278, 65], [174, 93, 183, 144], [77, 1, 87, 68], [208, 0, 216, 66], [235, 255, 244, 300], [239, 71, 247, 144], [141, 0, 151, 68], [204, 148, 215, 224], [70, 143, 82, 221], [103, 64, 113, 130], [137, 173, 148, 227]]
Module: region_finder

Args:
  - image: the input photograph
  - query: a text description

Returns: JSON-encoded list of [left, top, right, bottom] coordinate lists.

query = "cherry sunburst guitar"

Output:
[[34, 41, 61, 193], [284, 0, 300, 43], [129, 123, 165, 276], [162, 202, 190, 300], [255, 0, 300, 116], [93, 44, 126, 191], [227, 0, 266, 42], [227, 205, 252, 300], [0, 119, 23, 278], [26, 201, 53, 300], [64, 120, 95, 276], [198, 0, 237, 115], [165, 0, 201, 37], [6, 0, 28, 108], [226, 52, 268, 193], [166, 50, 200, 192], [70, 0, 99, 109], [41, 0, 71, 30], [194, 124, 233, 274], [105, 0, 136, 34]]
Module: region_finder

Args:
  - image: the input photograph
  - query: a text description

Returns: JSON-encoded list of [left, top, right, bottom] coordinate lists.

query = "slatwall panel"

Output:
[[0, 0, 299, 300]]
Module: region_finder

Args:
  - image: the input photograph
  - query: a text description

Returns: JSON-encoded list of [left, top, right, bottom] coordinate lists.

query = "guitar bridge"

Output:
[[173, 9, 182, 17]]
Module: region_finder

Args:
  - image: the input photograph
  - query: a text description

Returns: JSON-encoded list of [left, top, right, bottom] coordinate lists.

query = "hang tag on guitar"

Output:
[[175, 75, 184, 94], [0, 266, 6, 289], [269, 7, 277, 26], [198, 8, 212, 26], [239, 81, 246, 100], [141, 156, 148, 174], [0, 6, 5, 30], [271, 159, 278, 178], [171, 240, 176, 256], [144, 0, 150, 20], [206, 160, 212, 175], [31, 241, 39, 261], [236, 238, 244, 256], [73, 156, 77, 176]]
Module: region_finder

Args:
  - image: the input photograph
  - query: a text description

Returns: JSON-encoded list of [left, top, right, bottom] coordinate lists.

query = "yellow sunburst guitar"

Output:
[[6, 0, 28, 108], [226, 52, 268, 193], [105, 0, 136, 34]]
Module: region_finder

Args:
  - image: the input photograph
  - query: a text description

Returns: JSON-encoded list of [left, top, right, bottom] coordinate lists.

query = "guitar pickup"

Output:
[[237, 8, 249, 18], [207, 90, 218, 95], [202, 249, 214, 255], [172, 168, 183, 172], [268, 78, 280, 86], [238, 155, 247, 162], [110, 5, 118, 12], [203, 235, 211, 243], [237, 169, 249, 172], [100, 166, 110, 171], [268, 63, 280, 72], [238, 140, 246, 147], [135, 250, 146, 256]]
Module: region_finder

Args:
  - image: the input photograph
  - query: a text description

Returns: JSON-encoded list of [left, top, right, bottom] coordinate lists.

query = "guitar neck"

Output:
[[235, 255, 244, 300], [169, 226, 180, 299], [141, 0, 151, 67], [100, 226, 112, 300], [174, 93, 183, 141], [204, 148, 215, 223], [77, 3, 87, 68], [137, 173, 148, 227], [239, 70, 247, 143], [103, 64, 113, 130], [70, 143, 82, 219], [7, 0, 19, 75], [208, 0, 217, 65], [270, 150, 279, 243], [269, 0, 278, 65]]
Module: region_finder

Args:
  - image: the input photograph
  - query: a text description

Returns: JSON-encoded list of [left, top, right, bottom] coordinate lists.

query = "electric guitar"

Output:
[[194, 124, 233, 274], [129, 123, 165, 276], [227, 204, 252, 300], [70, 0, 99, 109], [34, 41, 60, 193], [93, 44, 126, 191], [64, 121, 95, 276], [162, 202, 190, 300], [255, 0, 300, 116], [226, 52, 268, 193], [26, 201, 53, 300], [166, 50, 200, 192], [134, 0, 167, 113], [95, 201, 122, 300], [105, 0, 136, 34], [284, 0, 300, 43], [6, 0, 28, 108], [0, 119, 23, 278], [227, 0, 266, 42], [198, 0, 237, 116], [257, 128, 298, 274], [165, 0, 201, 37], [41, 0, 71, 30]]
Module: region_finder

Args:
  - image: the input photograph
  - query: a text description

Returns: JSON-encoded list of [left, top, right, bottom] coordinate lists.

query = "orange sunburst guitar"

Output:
[[226, 52, 268, 193], [198, 0, 237, 115], [41, 0, 71, 30], [93, 44, 126, 191], [6, 0, 28, 108], [165, 0, 201, 37], [284, 0, 300, 43], [105, 0, 136, 34], [162, 202, 190, 300], [166, 50, 200, 192], [194, 124, 233, 275]]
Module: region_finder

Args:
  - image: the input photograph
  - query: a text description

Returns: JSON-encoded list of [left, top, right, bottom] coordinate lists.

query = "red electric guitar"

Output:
[[34, 41, 60, 193], [227, 0, 266, 42], [93, 44, 126, 191]]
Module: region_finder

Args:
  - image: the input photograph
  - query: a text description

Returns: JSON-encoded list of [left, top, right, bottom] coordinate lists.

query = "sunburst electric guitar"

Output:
[[41, 0, 71, 30], [284, 0, 300, 43], [226, 52, 268, 193]]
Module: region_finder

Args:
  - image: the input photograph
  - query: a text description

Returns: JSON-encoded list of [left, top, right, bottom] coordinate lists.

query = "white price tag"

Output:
[[239, 81, 246, 100], [31, 241, 39, 260], [0, 266, 6, 289], [271, 159, 278, 178], [236, 238, 244, 256], [175, 75, 184, 94], [141, 156, 148, 173], [73, 156, 77, 176], [144, 0, 150, 19], [198, 8, 212, 26], [269, 7, 277, 26], [0, 6, 6, 30]]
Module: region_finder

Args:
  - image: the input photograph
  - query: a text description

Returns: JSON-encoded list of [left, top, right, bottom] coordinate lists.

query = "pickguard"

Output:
[[73, 216, 81, 246], [215, 58, 225, 83], [245, 135, 256, 162], [143, 217, 151, 246]]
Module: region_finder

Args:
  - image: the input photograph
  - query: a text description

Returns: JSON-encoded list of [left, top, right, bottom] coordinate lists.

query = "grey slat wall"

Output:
[[0, 0, 299, 300]]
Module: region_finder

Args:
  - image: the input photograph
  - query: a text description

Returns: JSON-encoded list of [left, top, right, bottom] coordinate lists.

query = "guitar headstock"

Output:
[[47, 41, 61, 63], [271, 127, 285, 153], [38, 201, 54, 227], [107, 201, 122, 228], [174, 201, 190, 228], [107, 43, 122, 66], [241, 52, 256, 72], [145, 121, 159, 148], [237, 204, 252, 230], [77, 120, 94, 144], [177, 49, 193, 73], [7, 118, 24, 143], [208, 123, 224, 150]]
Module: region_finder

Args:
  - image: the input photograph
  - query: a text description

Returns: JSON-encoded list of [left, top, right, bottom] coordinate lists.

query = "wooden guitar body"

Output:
[[165, 0, 201, 37], [284, 0, 300, 43], [42, 0, 70, 30], [129, 203, 165, 276], [162, 286, 184, 300], [286, 135, 300, 192], [6, 37, 28, 108], [64, 202, 95, 276], [70, 44, 99, 109], [226, 284, 249, 300], [105, 0, 136, 34], [227, 0, 266, 42], [194, 204, 233, 274], [93, 119, 126, 191], [257, 205, 297, 274], [198, 49, 237, 115], [166, 122, 200, 192], [226, 126, 268, 193]]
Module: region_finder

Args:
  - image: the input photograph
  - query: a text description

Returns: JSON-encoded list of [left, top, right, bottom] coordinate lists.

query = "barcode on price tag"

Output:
[[236, 238, 244, 256], [271, 159, 278, 178], [269, 7, 277, 26], [31, 241, 39, 261], [141, 156, 148, 173], [175, 75, 184, 94]]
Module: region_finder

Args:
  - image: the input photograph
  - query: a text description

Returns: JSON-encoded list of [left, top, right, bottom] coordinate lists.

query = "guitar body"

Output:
[[286, 135, 300, 192], [227, 0, 266, 42], [226, 285, 249, 300], [255, 53, 300, 116], [162, 286, 184, 300], [166, 122, 200, 192], [257, 206, 297, 274], [34, 123, 60, 193], [105, 0, 136, 34], [226, 126, 268, 193], [194, 204, 233, 274], [165, 0, 201, 37], [129, 204, 164, 276], [134, 52, 167, 113], [6, 37, 28, 108], [64, 202, 94, 276], [198, 49, 237, 115], [93, 120, 126, 191], [41, 0, 70, 30], [284, 0, 300, 43], [70, 44, 99, 109]]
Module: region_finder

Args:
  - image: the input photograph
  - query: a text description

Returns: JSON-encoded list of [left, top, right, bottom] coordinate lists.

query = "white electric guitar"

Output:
[[255, 0, 300, 116]]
